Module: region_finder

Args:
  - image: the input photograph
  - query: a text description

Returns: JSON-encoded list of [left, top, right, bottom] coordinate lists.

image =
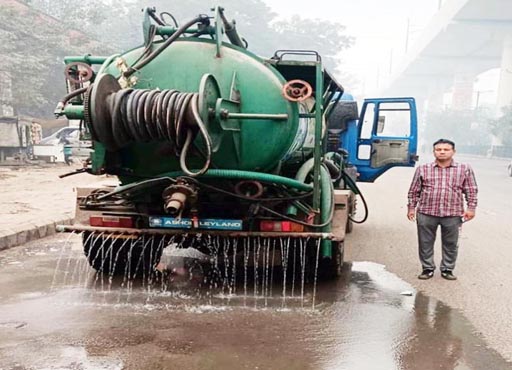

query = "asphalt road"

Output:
[[0, 155, 511, 369], [346, 154, 512, 362]]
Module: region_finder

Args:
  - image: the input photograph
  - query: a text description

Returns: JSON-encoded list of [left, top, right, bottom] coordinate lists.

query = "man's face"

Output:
[[433, 143, 455, 161]]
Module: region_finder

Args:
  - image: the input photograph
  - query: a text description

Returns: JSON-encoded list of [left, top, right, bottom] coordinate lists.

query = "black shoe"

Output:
[[418, 269, 434, 280], [441, 270, 457, 280]]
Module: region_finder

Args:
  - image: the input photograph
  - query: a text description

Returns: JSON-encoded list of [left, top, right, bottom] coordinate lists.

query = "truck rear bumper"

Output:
[[56, 224, 338, 241]]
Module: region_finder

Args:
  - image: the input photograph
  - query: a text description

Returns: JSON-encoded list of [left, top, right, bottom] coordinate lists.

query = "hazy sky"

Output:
[[260, 0, 440, 95]]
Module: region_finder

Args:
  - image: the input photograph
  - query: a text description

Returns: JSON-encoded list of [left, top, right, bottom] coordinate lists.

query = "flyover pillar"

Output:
[[425, 91, 444, 113], [419, 84, 446, 153], [496, 34, 512, 113], [451, 71, 475, 111]]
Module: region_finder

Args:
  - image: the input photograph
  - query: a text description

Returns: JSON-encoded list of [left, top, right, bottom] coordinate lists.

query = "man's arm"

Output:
[[462, 164, 478, 222], [407, 167, 422, 221]]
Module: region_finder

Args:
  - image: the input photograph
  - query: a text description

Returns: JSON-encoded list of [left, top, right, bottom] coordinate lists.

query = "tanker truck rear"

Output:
[[55, 6, 418, 279]]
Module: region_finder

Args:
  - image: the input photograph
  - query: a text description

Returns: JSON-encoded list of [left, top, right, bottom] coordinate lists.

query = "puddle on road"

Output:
[[0, 238, 511, 369], [1, 343, 124, 370], [311, 262, 510, 370]]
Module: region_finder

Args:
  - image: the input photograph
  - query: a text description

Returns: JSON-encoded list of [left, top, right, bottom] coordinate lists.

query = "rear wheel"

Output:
[[82, 232, 165, 276], [318, 241, 344, 280], [508, 163, 512, 177]]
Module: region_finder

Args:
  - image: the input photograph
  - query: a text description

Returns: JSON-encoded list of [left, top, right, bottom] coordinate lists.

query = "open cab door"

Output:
[[353, 97, 418, 182]]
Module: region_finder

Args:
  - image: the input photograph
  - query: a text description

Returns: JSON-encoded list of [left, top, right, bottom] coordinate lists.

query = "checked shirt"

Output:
[[407, 161, 478, 217]]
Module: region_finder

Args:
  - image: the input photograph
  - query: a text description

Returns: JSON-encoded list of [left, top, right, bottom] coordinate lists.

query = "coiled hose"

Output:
[[97, 88, 212, 177]]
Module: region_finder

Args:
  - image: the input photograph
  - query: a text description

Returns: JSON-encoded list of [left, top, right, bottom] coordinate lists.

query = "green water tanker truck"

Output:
[[55, 6, 418, 279]]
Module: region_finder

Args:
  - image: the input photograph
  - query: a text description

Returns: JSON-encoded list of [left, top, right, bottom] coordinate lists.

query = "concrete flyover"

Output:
[[382, 0, 512, 112]]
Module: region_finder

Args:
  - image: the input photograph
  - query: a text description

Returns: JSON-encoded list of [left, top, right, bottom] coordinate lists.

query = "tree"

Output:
[[1, 0, 353, 117], [27, 0, 140, 49], [423, 109, 492, 149], [30, 0, 109, 26], [271, 16, 354, 74], [0, 2, 111, 117], [489, 105, 512, 146], [133, 0, 353, 74]]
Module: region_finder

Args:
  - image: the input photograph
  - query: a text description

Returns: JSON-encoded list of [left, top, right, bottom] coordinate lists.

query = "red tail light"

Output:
[[89, 216, 134, 228], [259, 220, 304, 232]]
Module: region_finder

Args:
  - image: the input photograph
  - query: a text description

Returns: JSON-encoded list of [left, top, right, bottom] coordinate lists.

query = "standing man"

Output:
[[407, 139, 478, 280]]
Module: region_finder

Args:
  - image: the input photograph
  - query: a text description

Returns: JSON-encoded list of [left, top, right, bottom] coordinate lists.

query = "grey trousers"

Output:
[[416, 213, 462, 271]]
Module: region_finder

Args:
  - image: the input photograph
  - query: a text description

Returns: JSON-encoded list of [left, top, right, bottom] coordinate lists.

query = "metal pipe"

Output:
[[164, 192, 187, 214], [320, 165, 333, 258], [56, 224, 336, 239], [156, 26, 215, 36], [218, 7, 246, 48], [125, 15, 207, 78], [62, 104, 85, 119], [64, 55, 108, 65], [97, 53, 121, 76], [312, 62, 324, 213], [222, 112, 288, 120], [55, 88, 86, 117]]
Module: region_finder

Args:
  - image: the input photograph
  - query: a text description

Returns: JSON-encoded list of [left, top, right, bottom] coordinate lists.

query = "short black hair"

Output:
[[433, 138, 455, 149]]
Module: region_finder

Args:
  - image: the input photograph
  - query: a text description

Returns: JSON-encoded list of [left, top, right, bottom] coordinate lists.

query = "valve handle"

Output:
[[64, 62, 94, 84], [282, 79, 313, 102]]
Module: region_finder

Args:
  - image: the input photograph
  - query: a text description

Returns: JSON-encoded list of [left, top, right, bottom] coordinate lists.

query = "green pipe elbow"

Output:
[[320, 165, 333, 259], [159, 169, 314, 192]]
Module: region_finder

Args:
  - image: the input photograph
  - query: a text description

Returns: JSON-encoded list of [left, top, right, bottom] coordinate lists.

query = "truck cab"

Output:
[[328, 94, 418, 182]]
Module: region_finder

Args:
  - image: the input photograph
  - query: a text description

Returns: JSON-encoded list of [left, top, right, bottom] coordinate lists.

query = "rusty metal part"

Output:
[[89, 74, 122, 150], [234, 180, 264, 199], [82, 84, 99, 142], [164, 191, 187, 214], [282, 79, 313, 102], [162, 181, 198, 214], [56, 224, 338, 240], [64, 62, 94, 84]]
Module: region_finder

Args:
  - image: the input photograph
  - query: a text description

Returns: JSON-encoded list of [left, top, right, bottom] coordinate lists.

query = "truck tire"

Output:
[[83, 232, 164, 276], [318, 241, 344, 280], [345, 219, 353, 233]]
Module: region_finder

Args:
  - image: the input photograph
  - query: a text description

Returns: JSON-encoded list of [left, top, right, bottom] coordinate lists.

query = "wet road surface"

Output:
[[346, 155, 512, 363], [1, 235, 510, 370]]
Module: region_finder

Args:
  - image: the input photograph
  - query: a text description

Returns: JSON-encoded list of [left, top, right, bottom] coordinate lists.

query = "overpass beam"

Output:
[[497, 34, 512, 113]]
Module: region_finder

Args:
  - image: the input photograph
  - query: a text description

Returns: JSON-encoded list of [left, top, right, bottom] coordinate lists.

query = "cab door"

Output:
[[354, 97, 418, 182]]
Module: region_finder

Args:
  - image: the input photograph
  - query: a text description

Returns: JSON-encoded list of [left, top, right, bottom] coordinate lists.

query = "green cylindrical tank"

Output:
[[96, 38, 315, 176]]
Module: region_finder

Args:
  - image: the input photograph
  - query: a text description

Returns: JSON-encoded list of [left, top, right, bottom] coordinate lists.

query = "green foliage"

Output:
[[1, 0, 352, 117], [31, 0, 109, 26], [134, 0, 353, 71], [489, 105, 512, 146], [271, 16, 354, 73], [28, 0, 140, 49], [0, 3, 111, 117]]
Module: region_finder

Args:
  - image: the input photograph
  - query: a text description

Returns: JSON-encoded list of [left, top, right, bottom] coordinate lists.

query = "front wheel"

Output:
[[508, 164, 512, 177]]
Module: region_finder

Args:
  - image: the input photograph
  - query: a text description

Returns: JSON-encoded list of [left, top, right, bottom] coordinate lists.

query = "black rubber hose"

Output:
[[58, 86, 87, 106], [341, 170, 369, 224], [323, 159, 341, 180], [124, 15, 208, 78], [180, 175, 314, 202], [160, 12, 179, 27], [95, 88, 212, 176]]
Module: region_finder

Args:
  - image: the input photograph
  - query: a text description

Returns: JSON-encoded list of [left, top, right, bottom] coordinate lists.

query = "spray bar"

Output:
[[56, 224, 338, 240]]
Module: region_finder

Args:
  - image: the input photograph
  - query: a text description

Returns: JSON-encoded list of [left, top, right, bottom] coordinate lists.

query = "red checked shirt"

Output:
[[407, 161, 478, 217]]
